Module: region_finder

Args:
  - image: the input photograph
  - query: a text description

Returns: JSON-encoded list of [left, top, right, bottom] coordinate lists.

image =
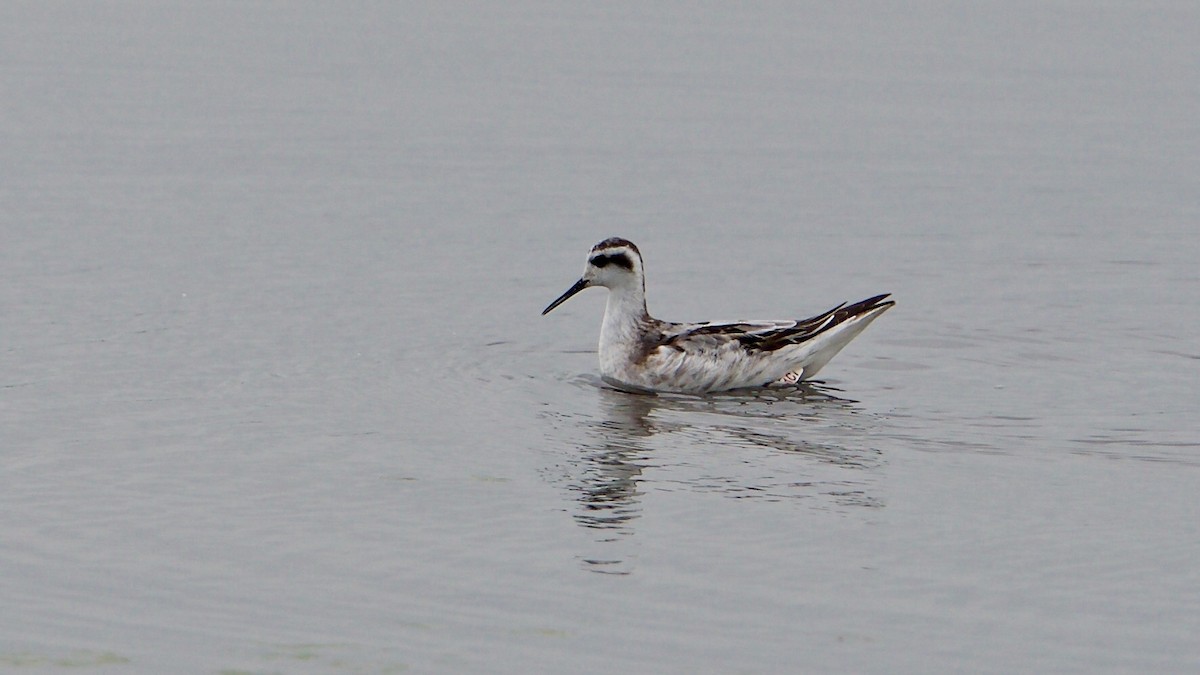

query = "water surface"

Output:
[[2, 2, 1198, 673]]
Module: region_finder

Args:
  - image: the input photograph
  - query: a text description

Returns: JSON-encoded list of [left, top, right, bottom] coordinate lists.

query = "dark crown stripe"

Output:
[[591, 237, 640, 256]]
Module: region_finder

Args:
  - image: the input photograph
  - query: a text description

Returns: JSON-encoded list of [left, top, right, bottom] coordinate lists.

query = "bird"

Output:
[[541, 237, 893, 394]]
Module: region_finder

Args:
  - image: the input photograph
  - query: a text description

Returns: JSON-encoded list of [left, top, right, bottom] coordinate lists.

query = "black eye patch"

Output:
[[589, 253, 633, 270]]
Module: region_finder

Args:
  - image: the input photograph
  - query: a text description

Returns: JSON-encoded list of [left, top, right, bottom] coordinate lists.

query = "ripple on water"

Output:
[[530, 372, 890, 574]]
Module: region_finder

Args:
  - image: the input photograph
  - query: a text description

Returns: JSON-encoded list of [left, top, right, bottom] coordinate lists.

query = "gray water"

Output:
[[3, 3, 1199, 673]]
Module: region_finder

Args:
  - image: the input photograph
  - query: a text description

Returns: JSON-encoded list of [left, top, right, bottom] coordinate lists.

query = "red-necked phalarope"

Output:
[[542, 237, 894, 394]]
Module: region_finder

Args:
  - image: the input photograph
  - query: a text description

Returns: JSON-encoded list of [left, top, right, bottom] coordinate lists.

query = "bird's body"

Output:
[[543, 237, 893, 394]]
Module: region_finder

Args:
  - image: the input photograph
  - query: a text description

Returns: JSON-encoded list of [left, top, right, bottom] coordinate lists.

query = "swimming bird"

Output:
[[542, 237, 893, 394]]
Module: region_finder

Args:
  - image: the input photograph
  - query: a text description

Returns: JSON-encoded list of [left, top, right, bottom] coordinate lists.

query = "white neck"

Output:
[[599, 278, 649, 349]]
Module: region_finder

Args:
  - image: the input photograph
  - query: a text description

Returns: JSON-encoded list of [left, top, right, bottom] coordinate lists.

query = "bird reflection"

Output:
[[567, 390, 655, 546], [557, 378, 883, 575], [570, 444, 646, 532]]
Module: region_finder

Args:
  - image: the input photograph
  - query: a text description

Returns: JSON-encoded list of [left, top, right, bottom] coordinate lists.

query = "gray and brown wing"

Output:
[[657, 294, 894, 354]]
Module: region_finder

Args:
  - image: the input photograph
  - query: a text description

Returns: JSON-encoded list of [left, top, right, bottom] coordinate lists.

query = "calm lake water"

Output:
[[3, 2, 1198, 673]]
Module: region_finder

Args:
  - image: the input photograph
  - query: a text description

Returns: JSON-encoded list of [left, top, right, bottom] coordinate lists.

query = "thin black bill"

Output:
[[541, 278, 589, 315]]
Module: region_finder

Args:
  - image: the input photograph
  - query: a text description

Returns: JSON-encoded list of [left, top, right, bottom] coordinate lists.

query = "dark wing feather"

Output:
[[754, 294, 894, 351], [656, 293, 894, 353]]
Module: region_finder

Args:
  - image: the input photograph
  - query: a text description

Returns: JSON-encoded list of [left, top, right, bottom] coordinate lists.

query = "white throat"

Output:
[[599, 277, 648, 350]]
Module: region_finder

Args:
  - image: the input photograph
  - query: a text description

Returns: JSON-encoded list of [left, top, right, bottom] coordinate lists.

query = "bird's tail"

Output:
[[786, 294, 894, 380]]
